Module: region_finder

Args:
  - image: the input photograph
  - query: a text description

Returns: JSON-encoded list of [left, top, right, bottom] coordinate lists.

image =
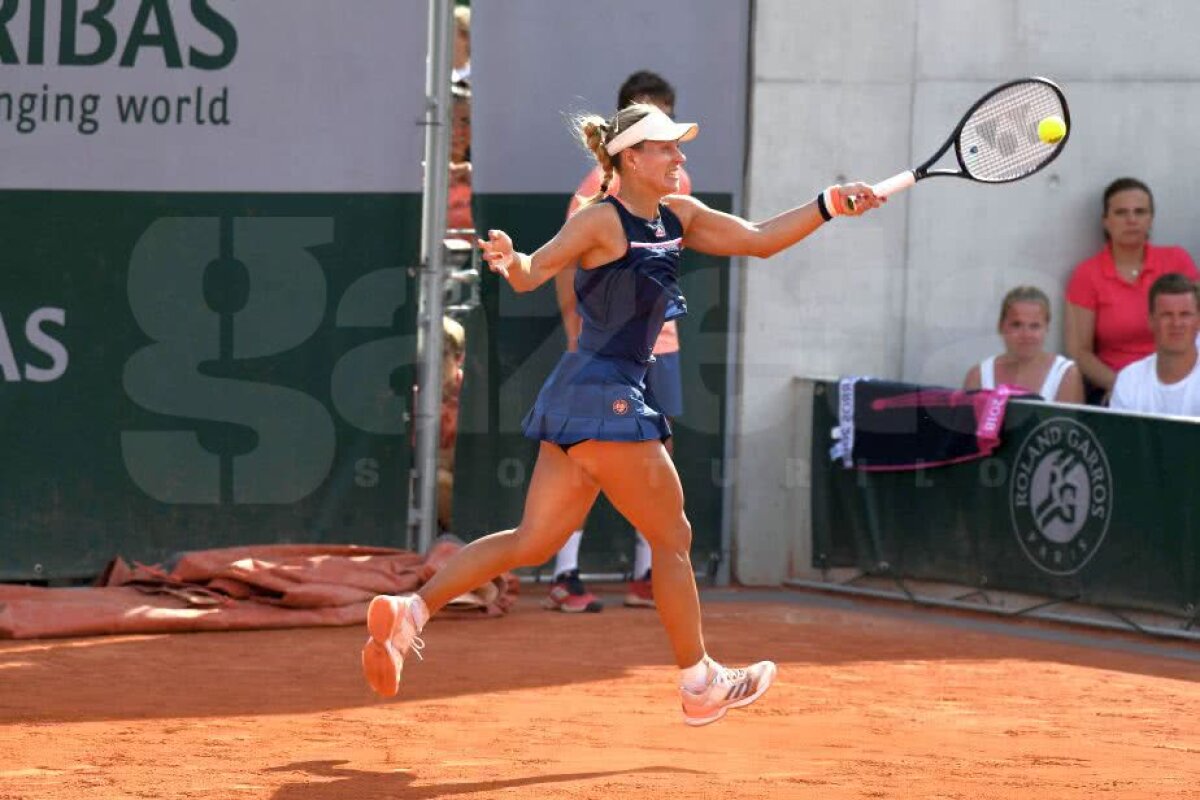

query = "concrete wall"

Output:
[[735, 0, 1200, 583], [472, 0, 748, 196]]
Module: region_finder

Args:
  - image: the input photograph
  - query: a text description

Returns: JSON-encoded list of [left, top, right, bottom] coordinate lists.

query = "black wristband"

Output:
[[816, 191, 833, 222]]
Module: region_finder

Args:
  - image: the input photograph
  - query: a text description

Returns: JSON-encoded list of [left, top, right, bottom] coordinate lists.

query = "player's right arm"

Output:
[[479, 203, 618, 293], [668, 187, 879, 259], [554, 187, 592, 351]]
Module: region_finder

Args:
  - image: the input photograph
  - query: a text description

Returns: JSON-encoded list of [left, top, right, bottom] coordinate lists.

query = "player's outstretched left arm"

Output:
[[668, 183, 881, 259]]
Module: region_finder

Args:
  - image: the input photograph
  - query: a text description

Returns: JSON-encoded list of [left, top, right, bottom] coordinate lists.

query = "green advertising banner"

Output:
[[811, 380, 1200, 618], [0, 2, 430, 581], [0, 193, 421, 580]]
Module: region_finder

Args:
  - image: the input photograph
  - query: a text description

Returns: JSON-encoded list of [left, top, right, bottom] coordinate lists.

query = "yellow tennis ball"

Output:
[[1038, 115, 1066, 144]]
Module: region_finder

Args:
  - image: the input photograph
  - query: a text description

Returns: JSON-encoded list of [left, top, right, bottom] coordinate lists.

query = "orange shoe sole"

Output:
[[361, 596, 403, 697]]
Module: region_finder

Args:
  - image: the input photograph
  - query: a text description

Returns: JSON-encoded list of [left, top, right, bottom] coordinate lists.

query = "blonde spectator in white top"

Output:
[[964, 286, 1085, 403], [1110, 273, 1200, 417]]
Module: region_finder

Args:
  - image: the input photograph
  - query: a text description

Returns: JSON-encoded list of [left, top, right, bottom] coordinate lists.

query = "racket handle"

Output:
[[872, 171, 916, 198]]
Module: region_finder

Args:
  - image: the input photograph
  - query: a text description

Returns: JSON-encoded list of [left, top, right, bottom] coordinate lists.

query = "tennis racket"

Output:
[[856, 77, 1070, 206]]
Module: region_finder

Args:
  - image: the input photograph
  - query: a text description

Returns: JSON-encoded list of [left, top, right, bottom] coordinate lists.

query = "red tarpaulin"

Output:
[[0, 539, 517, 640]]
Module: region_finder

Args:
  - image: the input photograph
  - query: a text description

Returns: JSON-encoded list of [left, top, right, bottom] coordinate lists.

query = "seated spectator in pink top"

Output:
[[1110, 274, 1200, 417], [964, 286, 1084, 403], [1065, 177, 1199, 404]]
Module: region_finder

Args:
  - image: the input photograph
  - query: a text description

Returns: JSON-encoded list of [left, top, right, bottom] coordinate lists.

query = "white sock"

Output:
[[409, 594, 430, 632], [554, 530, 584, 578], [633, 532, 652, 578], [680, 656, 712, 692]]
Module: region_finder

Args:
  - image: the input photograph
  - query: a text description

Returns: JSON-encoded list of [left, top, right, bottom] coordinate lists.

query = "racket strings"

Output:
[[958, 82, 1065, 182]]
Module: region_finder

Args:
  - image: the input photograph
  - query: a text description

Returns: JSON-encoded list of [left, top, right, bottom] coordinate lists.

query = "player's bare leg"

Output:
[[418, 442, 600, 613], [363, 443, 600, 697], [569, 438, 775, 725], [624, 432, 673, 609], [567, 439, 701, 665]]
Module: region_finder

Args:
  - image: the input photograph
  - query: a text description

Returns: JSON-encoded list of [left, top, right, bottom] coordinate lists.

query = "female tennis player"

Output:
[[363, 103, 882, 726]]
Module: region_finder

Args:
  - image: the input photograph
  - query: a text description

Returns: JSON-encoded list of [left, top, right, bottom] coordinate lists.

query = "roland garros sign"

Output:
[[1009, 417, 1113, 575]]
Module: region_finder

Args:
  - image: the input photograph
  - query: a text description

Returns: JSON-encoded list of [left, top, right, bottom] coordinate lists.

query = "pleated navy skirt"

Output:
[[521, 350, 672, 445]]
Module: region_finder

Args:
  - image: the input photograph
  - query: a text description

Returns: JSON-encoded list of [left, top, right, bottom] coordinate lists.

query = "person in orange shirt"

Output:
[[546, 71, 690, 613]]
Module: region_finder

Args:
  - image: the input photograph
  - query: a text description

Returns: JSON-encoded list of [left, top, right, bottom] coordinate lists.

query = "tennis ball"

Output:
[[1037, 115, 1066, 145]]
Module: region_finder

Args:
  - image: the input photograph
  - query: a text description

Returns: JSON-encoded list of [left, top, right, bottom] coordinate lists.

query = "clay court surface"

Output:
[[1, 588, 1197, 799]]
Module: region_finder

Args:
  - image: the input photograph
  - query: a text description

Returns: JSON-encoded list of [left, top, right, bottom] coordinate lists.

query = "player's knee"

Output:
[[508, 525, 565, 567], [654, 516, 692, 555], [676, 518, 693, 552]]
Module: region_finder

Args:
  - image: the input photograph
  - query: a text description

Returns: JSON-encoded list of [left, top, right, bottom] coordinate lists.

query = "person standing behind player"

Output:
[[361, 101, 882, 726], [546, 70, 690, 613]]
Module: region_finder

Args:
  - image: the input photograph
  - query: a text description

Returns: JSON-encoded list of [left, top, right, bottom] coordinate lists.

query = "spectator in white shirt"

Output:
[[963, 285, 1084, 403], [1109, 273, 1200, 417]]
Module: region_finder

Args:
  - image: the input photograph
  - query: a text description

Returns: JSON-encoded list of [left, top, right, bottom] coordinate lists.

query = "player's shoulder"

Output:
[[662, 193, 705, 224], [566, 196, 621, 232], [664, 193, 701, 207]]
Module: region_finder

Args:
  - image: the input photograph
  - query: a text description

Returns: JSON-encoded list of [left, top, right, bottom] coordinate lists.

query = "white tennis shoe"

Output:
[[680, 659, 777, 726], [361, 594, 425, 697]]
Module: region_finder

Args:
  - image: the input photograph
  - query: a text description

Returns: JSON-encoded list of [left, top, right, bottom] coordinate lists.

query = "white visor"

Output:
[[605, 109, 699, 156]]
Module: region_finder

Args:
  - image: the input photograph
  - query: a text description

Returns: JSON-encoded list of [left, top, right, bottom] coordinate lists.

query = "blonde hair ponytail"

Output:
[[572, 104, 657, 210], [575, 114, 614, 209]]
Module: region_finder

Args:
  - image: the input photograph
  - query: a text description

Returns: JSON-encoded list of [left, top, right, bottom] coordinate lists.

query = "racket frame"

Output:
[[869, 76, 1070, 200]]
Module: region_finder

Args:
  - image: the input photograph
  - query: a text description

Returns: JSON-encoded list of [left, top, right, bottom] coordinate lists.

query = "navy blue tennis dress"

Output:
[[522, 196, 687, 447]]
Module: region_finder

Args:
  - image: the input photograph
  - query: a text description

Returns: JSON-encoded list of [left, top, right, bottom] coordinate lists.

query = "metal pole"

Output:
[[717, 0, 758, 587], [410, 0, 454, 555]]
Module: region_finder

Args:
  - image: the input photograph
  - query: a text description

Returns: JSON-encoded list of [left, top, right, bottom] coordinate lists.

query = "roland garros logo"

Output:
[[1009, 417, 1112, 575]]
